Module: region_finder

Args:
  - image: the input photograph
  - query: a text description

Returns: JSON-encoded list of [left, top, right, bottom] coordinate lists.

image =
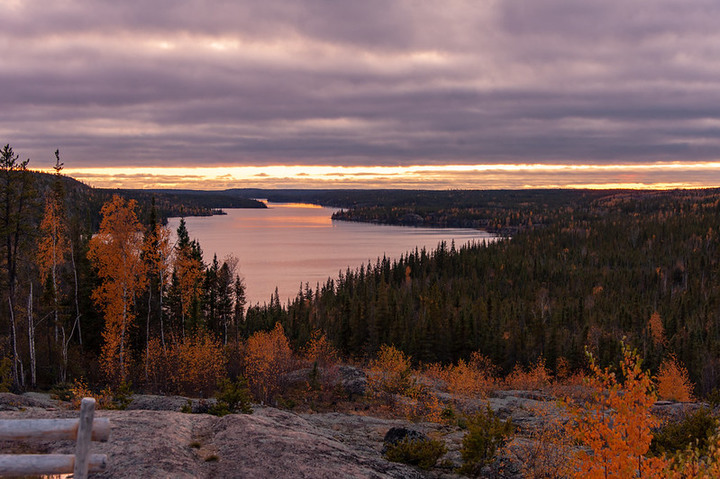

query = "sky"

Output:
[[3, 0, 720, 189]]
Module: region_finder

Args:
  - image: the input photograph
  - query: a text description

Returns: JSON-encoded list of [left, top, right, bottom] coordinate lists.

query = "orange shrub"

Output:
[[402, 383, 444, 423], [656, 354, 694, 402], [420, 352, 497, 402], [555, 356, 572, 380], [566, 344, 668, 478], [304, 330, 338, 367], [505, 357, 551, 391], [442, 357, 496, 398], [168, 330, 227, 397], [303, 331, 341, 402], [468, 351, 497, 374], [420, 362, 444, 382], [70, 379, 94, 409], [70, 378, 115, 410], [368, 345, 446, 422], [144, 331, 227, 397], [547, 356, 592, 401], [368, 344, 414, 397], [245, 323, 295, 404], [143, 337, 168, 393]]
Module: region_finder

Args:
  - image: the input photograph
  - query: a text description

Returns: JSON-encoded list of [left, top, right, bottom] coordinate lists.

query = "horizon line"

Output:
[[34, 161, 720, 191]]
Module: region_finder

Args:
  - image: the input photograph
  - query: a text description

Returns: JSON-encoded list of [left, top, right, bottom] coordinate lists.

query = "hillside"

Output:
[[240, 189, 720, 396], [30, 171, 266, 231]]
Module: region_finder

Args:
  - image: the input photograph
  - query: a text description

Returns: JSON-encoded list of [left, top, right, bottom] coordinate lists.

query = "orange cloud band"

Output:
[[53, 162, 720, 190]]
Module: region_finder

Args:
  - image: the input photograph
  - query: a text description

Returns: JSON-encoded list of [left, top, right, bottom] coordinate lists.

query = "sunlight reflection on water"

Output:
[[168, 203, 496, 305]]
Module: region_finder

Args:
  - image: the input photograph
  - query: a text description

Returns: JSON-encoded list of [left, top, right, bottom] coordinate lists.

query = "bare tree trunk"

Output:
[[159, 271, 165, 350], [120, 286, 128, 383], [70, 241, 82, 347], [27, 283, 36, 388], [52, 229, 59, 344], [145, 286, 151, 382], [62, 307, 81, 385], [223, 313, 228, 347], [8, 296, 19, 388], [60, 325, 67, 383]]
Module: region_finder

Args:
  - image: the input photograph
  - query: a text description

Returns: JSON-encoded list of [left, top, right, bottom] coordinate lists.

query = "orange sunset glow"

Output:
[[57, 162, 720, 190]]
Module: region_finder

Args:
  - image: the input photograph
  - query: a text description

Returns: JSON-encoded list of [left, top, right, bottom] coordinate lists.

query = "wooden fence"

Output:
[[0, 397, 109, 478]]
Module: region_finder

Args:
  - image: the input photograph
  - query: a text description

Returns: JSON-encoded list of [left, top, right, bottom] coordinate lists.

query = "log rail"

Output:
[[0, 397, 109, 478]]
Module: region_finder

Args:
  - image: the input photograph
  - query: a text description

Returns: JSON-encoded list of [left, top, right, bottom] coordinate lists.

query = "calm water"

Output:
[[167, 203, 496, 305]]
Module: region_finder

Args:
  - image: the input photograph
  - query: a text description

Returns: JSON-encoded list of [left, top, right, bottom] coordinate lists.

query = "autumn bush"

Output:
[[144, 331, 227, 397], [368, 344, 414, 398], [419, 361, 444, 382], [304, 330, 341, 401], [547, 357, 590, 401], [656, 354, 694, 402], [367, 345, 446, 422], [304, 330, 338, 367], [402, 382, 444, 423], [504, 357, 551, 391], [170, 330, 228, 397], [566, 344, 668, 478], [244, 323, 295, 404], [70, 378, 94, 409], [69, 378, 131, 410], [70, 378, 114, 409], [439, 351, 497, 398]]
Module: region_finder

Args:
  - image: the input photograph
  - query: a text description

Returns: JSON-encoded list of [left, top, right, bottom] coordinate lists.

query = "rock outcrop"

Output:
[[1, 388, 705, 478], [0, 395, 426, 478]]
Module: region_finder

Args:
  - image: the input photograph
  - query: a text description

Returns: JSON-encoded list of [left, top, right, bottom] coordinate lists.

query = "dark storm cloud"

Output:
[[2, 0, 720, 169]]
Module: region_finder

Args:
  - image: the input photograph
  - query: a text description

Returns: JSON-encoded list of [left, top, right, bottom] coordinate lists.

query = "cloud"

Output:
[[61, 162, 720, 190], [2, 0, 720, 176]]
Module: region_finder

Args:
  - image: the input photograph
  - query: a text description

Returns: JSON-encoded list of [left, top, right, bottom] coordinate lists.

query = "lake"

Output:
[[167, 203, 496, 305]]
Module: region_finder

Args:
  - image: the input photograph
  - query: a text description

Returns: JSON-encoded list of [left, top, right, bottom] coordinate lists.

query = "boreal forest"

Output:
[[2, 143, 720, 402]]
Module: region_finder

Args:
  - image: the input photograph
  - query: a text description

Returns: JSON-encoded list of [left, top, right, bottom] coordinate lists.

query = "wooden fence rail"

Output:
[[0, 397, 109, 478]]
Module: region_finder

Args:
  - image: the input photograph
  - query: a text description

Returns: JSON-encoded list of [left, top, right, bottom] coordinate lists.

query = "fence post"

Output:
[[74, 397, 95, 479]]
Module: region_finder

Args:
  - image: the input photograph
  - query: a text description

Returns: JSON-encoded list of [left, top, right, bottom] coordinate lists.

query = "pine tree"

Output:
[[0, 144, 36, 389]]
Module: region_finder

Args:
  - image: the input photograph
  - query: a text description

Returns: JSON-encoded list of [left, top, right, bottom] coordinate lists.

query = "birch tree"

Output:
[[87, 195, 146, 384], [37, 150, 71, 382], [142, 220, 172, 380]]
